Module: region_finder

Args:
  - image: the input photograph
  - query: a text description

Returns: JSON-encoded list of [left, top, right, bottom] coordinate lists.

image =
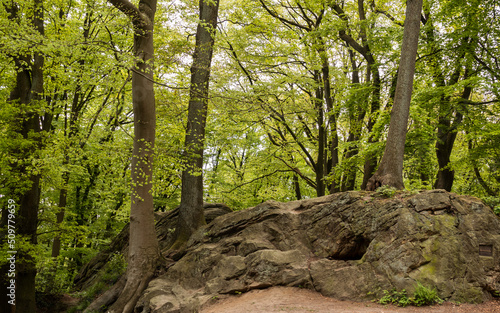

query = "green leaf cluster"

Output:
[[378, 282, 443, 307]]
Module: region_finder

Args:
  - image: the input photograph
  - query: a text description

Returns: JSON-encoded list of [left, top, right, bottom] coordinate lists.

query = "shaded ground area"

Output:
[[201, 287, 500, 313], [37, 293, 80, 313]]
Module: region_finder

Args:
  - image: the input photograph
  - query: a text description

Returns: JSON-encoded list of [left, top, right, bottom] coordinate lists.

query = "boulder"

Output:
[[135, 190, 500, 312], [73, 203, 232, 291]]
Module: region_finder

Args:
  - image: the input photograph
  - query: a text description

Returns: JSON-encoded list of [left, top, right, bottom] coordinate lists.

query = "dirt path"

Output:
[[201, 286, 500, 313]]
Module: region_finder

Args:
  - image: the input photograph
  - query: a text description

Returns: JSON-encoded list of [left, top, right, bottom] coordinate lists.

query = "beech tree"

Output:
[[330, 0, 384, 190], [0, 0, 45, 311], [172, 0, 220, 249], [365, 0, 423, 190], [84, 0, 159, 311]]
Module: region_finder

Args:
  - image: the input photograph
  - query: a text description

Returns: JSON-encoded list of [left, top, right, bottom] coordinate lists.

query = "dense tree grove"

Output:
[[0, 0, 498, 310]]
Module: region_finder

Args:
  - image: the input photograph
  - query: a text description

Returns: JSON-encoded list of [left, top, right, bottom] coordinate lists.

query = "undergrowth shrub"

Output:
[[68, 252, 126, 313], [374, 185, 398, 198], [377, 282, 443, 307]]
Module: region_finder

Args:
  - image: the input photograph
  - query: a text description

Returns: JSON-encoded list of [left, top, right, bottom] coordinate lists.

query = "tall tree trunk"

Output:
[[366, 0, 423, 190], [434, 85, 470, 191], [293, 174, 302, 200], [331, 0, 383, 190], [0, 1, 45, 312], [360, 68, 381, 189], [422, 8, 472, 192], [341, 50, 363, 191], [85, 0, 159, 312], [172, 0, 219, 250], [319, 44, 340, 194], [314, 70, 326, 197]]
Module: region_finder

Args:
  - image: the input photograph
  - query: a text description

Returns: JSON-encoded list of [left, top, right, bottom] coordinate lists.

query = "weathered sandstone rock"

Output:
[[78, 191, 500, 312]]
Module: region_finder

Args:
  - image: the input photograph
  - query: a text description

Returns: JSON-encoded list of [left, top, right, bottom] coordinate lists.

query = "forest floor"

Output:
[[201, 286, 500, 313]]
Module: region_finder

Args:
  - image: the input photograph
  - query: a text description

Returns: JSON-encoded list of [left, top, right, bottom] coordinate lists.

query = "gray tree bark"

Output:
[[172, 0, 220, 250], [84, 0, 159, 312], [366, 0, 423, 190]]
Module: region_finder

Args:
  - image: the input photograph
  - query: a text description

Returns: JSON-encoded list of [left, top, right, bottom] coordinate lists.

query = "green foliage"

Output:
[[36, 257, 76, 294], [482, 196, 500, 216], [374, 185, 398, 198], [412, 282, 444, 306], [377, 282, 443, 307], [69, 253, 127, 312], [101, 253, 127, 284], [378, 288, 412, 307]]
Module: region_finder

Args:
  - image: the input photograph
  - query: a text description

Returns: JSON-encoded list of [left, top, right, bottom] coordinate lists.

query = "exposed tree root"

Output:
[[83, 275, 126, 313], [107, 271, 154, 313], [365, 173, 404, 191], [83, 267, 156, 313]]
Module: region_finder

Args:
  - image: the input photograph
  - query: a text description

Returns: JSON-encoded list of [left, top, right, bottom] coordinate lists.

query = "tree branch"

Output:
[[458, 99, 499, 106], [227, 169, 291, 193], [273, 154, 317, 188], [258, 0, 311, 31], [107, 0, 147, 28]]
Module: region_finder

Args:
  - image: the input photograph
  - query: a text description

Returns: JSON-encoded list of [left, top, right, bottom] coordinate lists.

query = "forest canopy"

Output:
[[0, 0, 499, 309]]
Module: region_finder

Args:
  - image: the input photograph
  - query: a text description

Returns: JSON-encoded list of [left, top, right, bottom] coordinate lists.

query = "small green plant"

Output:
[[412, 281, 443, 306], [377, 282, 443, 307], [374, 185, 397, 198], [379, 288, 411, 307], [68, 253, 127, 313], [403, 189, 421, 197], [102, 252, 127, 284]]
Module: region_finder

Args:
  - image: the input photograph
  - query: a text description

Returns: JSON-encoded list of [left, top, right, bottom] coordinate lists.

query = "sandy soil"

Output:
[[201, 286, 500, 313]]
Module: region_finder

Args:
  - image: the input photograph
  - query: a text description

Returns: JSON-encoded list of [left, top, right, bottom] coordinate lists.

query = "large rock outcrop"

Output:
[[78, 190, 500, 312], [136, 190, 500, 312]]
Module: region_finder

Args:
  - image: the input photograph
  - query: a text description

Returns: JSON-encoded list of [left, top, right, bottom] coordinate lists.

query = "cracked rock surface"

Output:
[[80, 191, 500, 313]]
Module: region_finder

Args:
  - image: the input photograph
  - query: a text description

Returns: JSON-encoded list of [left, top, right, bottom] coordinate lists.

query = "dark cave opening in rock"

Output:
[[329, 236, 371, 261]]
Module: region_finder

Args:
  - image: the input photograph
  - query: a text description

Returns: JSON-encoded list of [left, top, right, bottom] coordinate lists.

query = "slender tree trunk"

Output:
[[434, 85, 470, 191], [85, 0, 159, 312], [361, 68, 381, 189], [293, 174, 302, 200], [45, 172, 67, 292], [366, 0, 423, 190], [109, 7, 159, 313], [314, 70, 326, 197], [319, 44, 340, 194], [331, 0, 383, 191], [0, 1, 45, 312], [341, 50, 363, 191], [172, 0, 219, 249], [422, 9, 473, 192]]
